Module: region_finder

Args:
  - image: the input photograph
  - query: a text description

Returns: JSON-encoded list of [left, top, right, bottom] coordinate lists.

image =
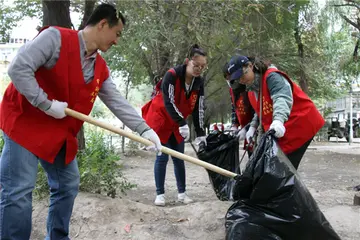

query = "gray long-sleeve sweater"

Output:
[[7, 27, 150, 134], [247, 71, 293, 128]]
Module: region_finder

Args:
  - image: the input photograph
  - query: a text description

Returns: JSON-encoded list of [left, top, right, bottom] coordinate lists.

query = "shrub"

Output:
[[34, 127, 135, 199]]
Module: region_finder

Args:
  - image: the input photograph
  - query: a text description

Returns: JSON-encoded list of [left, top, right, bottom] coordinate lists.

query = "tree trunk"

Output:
[[122, 67, 133, 153], [42, 0, 95, 151], [294, 25, 309, 94], [78, 0, 96, 30], [77, 0, 96, 150], [42, 0, 72, 28]]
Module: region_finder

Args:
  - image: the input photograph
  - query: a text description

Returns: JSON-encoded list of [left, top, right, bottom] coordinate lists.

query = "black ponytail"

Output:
[[188, 44, 207, 58], [246, 56, 269, 75]]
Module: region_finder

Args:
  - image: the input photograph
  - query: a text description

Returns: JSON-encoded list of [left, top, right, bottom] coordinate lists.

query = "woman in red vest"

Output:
[[142, 44, 207, 206], [213, 123, 220, 132], [226, 55, 325, 169], [222, 62, 255, 155]]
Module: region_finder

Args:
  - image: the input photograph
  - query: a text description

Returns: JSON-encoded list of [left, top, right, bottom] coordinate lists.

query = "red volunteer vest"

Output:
[[230, 89, 253, 127], [141, 69, 199, 144], [248, 68, 325, 154], [0, 27, 109, 164], [230, 89, 254, 150]]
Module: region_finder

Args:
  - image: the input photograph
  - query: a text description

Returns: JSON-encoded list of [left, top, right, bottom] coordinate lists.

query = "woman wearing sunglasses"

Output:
[[142, 44, 207, 206], [226, 55, 324, 169]]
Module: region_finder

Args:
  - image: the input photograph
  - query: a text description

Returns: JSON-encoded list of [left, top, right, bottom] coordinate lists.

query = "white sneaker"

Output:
[[178, 192, 193, 204], [154, 194, 165, 206]]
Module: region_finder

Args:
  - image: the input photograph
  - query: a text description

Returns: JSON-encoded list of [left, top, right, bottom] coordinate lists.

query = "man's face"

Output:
[[97, 19, 124, 52]]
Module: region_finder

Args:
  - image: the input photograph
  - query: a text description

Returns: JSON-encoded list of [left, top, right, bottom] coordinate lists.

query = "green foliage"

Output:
[[77, 128, 135, 198], [33, 165, 49, 199], [34, 127, 135, 199], [2, 0, 359, 124], [124, 138, 140, 156], [13, 0, 42, 19], [0, 1, 21, 43], [0, 133, 4, 152], [107, 0, 348, 123]]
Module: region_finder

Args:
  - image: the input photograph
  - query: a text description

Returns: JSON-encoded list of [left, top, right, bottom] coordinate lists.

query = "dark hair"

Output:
[[86, 3, 126, 28], [188, 44, 207, 58], [246, 56, 269, 75], [222, 62, 229, 78]]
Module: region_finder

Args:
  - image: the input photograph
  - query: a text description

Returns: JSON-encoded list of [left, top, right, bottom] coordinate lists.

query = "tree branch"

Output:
[[339, 13, 360, 30], [332, 3, 360, 9]]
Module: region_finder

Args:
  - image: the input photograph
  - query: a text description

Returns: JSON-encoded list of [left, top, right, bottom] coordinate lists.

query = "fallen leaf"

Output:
[[124, 224, 131, 233], [176, 218, 189, 223]]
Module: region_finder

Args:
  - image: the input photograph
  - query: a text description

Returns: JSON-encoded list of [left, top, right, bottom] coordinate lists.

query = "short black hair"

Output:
[[86, 3, 126, 28]]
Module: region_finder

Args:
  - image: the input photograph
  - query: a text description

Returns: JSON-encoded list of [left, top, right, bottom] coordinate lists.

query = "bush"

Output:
[[34, 127, 135, 199], [77, 128, 135, 198]]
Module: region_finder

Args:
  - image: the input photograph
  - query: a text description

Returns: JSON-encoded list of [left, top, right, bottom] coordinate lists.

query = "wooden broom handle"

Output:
[[65, 108, 238, 179]]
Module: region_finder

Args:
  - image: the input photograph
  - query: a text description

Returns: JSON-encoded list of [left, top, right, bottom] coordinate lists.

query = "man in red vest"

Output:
[[0, 4, 161, 239], [227, 55, 324, 169]]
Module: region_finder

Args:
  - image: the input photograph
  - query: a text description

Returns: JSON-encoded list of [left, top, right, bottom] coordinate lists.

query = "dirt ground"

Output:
[[31, 141, 360, 240]]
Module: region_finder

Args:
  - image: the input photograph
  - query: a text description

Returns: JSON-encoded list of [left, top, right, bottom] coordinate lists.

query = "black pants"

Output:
[[286, 138, 313, 170]]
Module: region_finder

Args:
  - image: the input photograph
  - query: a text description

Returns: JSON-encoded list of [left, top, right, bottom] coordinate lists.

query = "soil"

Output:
[[31, 142, 360, 240]]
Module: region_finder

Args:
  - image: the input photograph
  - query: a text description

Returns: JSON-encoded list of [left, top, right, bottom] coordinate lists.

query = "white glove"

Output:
[[237, 127, 247, 141], [230, 125, 238, 132], [195, 136, 207, 146], [269, 120, 286, 138], [141, 129, 162, 156], [179, 124, 190, 141], [44, 100, 68, 119], [246, 126, 256, 143]]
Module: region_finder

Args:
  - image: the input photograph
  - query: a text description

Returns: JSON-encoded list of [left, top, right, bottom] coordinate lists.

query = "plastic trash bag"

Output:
[[225, 131, 341, 240], [197, 132, 239, 201], [197, 131, 340, 240]]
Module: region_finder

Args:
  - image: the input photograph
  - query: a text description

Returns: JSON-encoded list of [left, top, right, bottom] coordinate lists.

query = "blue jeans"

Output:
[[154, 135, 185, 195], [0, 133, 80, 240]]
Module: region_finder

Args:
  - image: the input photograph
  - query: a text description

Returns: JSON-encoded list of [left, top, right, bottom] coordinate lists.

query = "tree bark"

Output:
[[78, 0, 96, 30], [42, 0, 72, 28], [76, 0, 96, 150], [42, 0, 95, 151], [294, 25, 309, 94], [122, 67, 133, 153]]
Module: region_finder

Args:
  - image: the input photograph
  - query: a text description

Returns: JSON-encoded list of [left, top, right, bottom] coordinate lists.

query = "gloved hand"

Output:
[[230, 125, 238, 132], [269, 120, 286, 138], [246, 126, 256, 143], [179, 124, 190, 141], [194, 136, 207, 146], [141, 129, 162, 156], [237, 127, 247, 141], [44, 100, 68, 119]]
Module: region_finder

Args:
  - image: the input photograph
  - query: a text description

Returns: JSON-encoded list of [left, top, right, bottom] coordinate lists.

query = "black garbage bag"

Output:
[[225, 131, 341, 240], [197, 132, 239, 201]]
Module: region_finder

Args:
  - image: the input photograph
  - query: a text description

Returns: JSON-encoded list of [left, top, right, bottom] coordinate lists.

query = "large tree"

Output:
[[3, 0, 356, 128]]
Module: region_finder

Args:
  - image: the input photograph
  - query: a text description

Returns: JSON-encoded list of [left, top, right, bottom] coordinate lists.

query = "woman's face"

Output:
[[187, 55, 207, 77], [238, 63, 255, 86]]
